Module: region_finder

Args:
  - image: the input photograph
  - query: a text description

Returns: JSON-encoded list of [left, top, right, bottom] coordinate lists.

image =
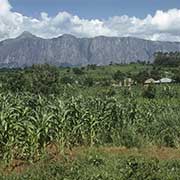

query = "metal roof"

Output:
[[159, 78, 173, 83]]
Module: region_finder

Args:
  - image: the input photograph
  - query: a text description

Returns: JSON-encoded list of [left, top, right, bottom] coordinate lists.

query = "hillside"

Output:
[[1, 32, 180, 68]]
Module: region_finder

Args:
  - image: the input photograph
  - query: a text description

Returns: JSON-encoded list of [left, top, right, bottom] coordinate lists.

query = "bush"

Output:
[[1, 64, 61, 95], [73, 68, 84, 75], [83, 77, 94, 87], [60, 76, 74, 84], [113, 70, 126, 82], [142, 85, 156, 99]]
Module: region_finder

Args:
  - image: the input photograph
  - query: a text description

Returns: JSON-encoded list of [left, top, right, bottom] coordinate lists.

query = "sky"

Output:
[[10, 0, 180, 19], [1, 0, 180, 41]]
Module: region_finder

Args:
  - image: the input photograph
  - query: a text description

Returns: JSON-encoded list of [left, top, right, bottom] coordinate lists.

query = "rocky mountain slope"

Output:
[[0, 31, 180, 68]]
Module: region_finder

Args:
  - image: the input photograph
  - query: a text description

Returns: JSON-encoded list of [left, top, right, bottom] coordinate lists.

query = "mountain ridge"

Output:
[[0, 32, 180, 68]]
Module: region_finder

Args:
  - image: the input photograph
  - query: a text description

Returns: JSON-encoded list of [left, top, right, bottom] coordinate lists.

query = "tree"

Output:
[[4, 71, 26, 92], [113, 70, 126, 82], [149, 68, 161, 80], [60, 76, 74, 84], [72, 68, 84, 75], [83, 77, 94, 87], [27, 64, 60, 95], [87, 64, 97, 70], [173, 69, 180, 83], [154, 52, 180, 67], [134, 70, 150, 84]]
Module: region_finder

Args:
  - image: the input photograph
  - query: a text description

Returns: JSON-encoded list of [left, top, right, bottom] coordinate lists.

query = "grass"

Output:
[[1, 146, 180, 179]]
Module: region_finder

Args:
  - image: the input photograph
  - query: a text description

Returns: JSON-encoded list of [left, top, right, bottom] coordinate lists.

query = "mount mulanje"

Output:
[[0, 32, 180, 68]]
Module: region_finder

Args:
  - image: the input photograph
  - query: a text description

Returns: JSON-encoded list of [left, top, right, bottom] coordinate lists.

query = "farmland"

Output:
[[0, 62, 180, 179]]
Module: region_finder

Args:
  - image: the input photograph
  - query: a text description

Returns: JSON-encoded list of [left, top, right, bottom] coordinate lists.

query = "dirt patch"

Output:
[[2, 145, 180, 174], [99, 146, 134, 154], [99, 146, 180, 160], [140, 146, 180, 160], [4, 160, 30, 174]]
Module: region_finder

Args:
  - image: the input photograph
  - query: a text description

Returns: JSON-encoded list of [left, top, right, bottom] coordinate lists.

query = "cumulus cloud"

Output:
[[0, 0, 180, 41], [0, 0, 11, 13]]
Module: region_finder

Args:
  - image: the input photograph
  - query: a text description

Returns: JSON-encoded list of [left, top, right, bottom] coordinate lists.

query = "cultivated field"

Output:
[[0, 63, 180, 179]]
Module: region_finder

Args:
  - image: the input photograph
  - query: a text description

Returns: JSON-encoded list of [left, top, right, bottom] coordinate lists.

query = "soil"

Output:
[[2, 145, 180, 174]]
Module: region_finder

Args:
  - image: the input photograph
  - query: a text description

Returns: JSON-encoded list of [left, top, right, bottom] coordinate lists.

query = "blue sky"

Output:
[[10, 0, 180, 19], [1, 0, 180, 41]]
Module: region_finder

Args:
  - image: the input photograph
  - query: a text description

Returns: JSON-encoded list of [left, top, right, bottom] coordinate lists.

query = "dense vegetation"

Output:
[[2, 149, 180, 180], [0, 60, 180, 178], [0, 93, 180, 163], [0, 62, 180, 95], [154, 51, 180, 67]]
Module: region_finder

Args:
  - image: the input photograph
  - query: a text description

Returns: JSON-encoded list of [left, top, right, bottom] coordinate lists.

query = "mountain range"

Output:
[[0, 31, 180, 68]]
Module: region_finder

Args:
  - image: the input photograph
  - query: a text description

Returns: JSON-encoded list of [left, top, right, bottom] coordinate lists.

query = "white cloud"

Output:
[[0, 0, 180, 41], [0, 0, 11, 14]]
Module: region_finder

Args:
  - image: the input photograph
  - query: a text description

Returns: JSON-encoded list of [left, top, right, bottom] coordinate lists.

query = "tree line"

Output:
[[154, 51, 180, 67]]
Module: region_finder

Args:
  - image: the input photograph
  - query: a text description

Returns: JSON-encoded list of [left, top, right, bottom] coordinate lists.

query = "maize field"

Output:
[[0, 92, 180, 163]]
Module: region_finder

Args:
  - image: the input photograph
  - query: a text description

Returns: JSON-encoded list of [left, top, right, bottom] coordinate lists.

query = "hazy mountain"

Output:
[[0, 32, 180, 68]]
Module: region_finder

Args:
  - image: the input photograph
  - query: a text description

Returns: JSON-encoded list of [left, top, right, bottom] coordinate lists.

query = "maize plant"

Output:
[[0, 92, 180, 162]]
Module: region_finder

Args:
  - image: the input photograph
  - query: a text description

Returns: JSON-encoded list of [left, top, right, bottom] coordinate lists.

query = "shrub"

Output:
[[73, 68, 84, 75], [142, 84, 156, 99]]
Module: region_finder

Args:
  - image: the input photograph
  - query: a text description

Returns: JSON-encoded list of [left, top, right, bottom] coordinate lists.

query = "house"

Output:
[[112, 81, 123, 87], [144, 78, 156, 84], [154, 80, 160, 84], [112, 78, 134, 87], [124, 78, 134, 87], [144, 77, 174, 85], [159, 78, 173, 83]]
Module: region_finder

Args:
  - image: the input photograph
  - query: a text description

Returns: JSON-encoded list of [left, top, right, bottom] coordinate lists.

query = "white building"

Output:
[[159, 78, 173, 83]]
